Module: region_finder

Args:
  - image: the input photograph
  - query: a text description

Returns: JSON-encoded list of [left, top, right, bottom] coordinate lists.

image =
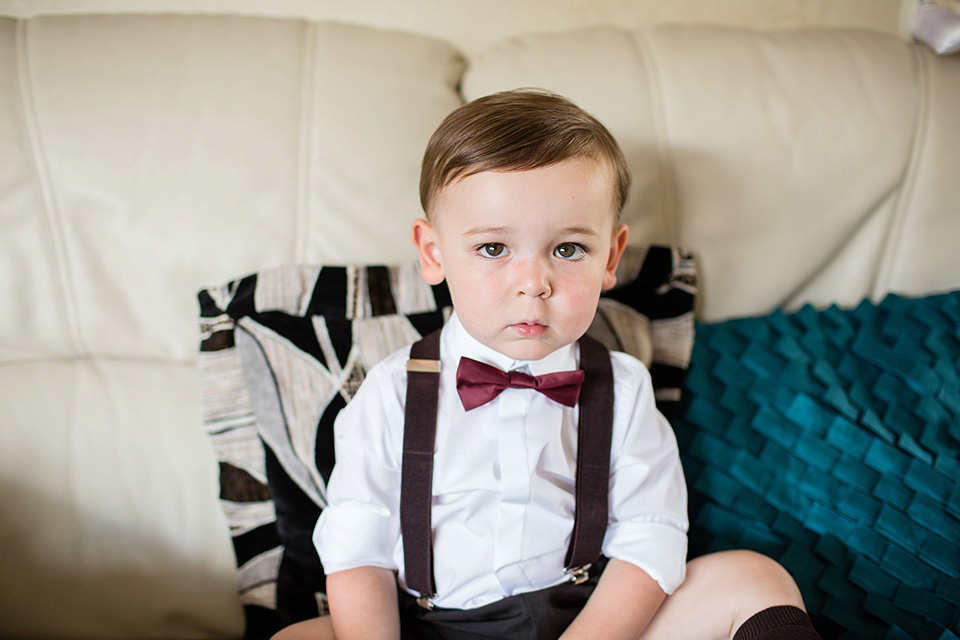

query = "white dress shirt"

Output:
[[313, 313, 688, 610]]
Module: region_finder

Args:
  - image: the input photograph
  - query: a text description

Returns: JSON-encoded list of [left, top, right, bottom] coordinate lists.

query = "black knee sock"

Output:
[[732, 606, 822, 640]]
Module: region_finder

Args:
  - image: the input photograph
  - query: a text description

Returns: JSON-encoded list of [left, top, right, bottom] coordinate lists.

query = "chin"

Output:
[[499, 341, 557, 362]]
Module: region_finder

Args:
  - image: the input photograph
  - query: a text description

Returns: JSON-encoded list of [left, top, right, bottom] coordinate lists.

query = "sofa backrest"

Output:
[[462, 26, 960, 320], [1, 16, 464, 364], [2, 14, 958, 369]]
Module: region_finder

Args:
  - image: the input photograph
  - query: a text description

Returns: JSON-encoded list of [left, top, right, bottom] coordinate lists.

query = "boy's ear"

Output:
[[602, 223, 629, 290], [412, 218, 446, 285]]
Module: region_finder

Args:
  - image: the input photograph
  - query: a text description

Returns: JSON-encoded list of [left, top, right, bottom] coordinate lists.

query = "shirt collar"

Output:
[[443, 312, 579, 376]]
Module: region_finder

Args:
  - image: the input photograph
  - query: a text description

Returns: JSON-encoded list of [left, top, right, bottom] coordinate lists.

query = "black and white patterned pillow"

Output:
[[196, 245, 695, 639]]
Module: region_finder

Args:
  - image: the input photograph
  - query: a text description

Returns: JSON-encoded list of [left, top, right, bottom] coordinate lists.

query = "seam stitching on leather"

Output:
[[873, 43, 929, 298], [295, 22, 319, 263], [15, 19, 88, 357], [628, 29, 679, 246]]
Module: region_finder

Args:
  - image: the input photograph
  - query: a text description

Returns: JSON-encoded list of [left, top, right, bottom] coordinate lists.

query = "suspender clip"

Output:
[[407, 359, 441, 374], [416, 595, 436, 610], [565, 565, 591, 585]]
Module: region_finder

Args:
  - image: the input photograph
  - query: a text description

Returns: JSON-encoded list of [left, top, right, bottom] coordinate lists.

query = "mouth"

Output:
[[510, 322, 548, 338]]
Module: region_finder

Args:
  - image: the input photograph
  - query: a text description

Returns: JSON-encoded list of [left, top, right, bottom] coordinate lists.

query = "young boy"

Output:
[[276, 90, 821, 640]]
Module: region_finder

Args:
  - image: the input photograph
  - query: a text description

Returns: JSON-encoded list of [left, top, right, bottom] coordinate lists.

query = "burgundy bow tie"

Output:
[[455, 357, 585, 411]]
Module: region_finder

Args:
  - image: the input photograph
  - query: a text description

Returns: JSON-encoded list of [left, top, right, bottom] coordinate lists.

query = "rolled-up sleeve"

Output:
[[313, 356, 405, 574], [602, 353, 689, 595]]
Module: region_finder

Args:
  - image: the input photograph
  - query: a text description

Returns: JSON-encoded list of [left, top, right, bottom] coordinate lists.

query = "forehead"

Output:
[[430, 158, 618, 224]]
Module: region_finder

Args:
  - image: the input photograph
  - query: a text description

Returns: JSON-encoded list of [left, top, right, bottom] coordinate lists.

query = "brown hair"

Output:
[[420, 89, 630, 218]]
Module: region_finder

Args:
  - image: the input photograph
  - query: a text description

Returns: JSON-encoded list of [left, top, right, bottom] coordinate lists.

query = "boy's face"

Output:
[[413, 158, 628, 361]]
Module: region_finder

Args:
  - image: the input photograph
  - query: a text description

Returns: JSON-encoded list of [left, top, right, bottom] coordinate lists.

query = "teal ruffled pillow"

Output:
[[673, 291, 960, 639]]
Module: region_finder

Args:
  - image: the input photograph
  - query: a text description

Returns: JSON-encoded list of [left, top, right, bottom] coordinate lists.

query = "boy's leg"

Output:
[[639, 550, 819, 640], [267, 550, 817, 640], [270, 615, 335, 640]]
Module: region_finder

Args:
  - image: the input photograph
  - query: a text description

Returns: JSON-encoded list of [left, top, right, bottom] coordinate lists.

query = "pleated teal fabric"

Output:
[[674, 291, 960, 639]]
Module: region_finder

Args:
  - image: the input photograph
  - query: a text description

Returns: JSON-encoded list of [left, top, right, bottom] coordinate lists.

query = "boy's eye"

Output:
[[478, 243, 507, 258], [554, 243, 586, 260]]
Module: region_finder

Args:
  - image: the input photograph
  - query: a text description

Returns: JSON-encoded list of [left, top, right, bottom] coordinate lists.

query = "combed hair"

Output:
[[420, 89, 630, 218]]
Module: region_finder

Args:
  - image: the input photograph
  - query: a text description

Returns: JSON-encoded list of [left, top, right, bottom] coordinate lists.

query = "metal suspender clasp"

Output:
[[564, 565, 591, 585], [416, 595, 436, 610], [407, 359, 441, 374]]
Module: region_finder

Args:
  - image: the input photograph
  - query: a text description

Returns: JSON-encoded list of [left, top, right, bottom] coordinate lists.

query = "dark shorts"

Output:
[[397, 557, 608, 640]]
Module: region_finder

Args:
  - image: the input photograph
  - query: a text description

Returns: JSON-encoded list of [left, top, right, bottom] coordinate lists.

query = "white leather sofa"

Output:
[[2, 5, 958, 639]]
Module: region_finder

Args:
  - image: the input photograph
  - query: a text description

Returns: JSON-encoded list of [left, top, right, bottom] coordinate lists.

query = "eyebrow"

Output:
[[462, 225, 601, 237], [463, 225, 511, 236], [559, 226, 601, 237]]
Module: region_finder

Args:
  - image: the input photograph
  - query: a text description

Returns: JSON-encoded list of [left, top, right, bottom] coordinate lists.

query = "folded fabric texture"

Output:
[[196, 245, 696, 638], [673, 291, 960, 639]]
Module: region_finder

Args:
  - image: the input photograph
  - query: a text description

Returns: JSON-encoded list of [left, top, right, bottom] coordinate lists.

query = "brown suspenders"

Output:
[[402, 330, 615, 607], [401, 331, 443, 605], [564, 335, 615, 576]]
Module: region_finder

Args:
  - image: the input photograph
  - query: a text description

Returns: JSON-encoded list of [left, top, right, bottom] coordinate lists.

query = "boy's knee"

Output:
[[690, 550, 805, 611], [646, 552, 807, 639], [270, 616, 335, 640], [729, 550, 806, 615], [716, 549, 785, 575], [685, 550, 807, 637]]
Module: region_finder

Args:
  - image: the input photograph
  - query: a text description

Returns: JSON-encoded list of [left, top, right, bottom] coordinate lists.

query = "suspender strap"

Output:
[[564, 334, 614, 573], [401, 331, 614, 602], [401, 329, 442, 601]]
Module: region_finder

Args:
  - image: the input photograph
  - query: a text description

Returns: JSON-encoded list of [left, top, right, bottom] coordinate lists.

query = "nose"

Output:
[[516, 257, 552, 298]]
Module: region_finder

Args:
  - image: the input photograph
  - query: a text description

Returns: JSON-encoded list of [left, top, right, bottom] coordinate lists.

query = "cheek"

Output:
[[444, 264, 499, 312], [560, 278, 603, 317], [561, 265, 605, 298]]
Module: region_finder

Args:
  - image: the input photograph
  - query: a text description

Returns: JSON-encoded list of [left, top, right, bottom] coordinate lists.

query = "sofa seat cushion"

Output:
[[0, 359, 242, 638]]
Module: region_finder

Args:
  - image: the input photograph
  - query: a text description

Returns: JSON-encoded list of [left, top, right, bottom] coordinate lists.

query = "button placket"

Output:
[[492, 384, 534, 591]]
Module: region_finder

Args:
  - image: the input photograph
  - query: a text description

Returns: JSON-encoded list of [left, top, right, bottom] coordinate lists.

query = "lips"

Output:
[[510, 322, 547, 337]]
